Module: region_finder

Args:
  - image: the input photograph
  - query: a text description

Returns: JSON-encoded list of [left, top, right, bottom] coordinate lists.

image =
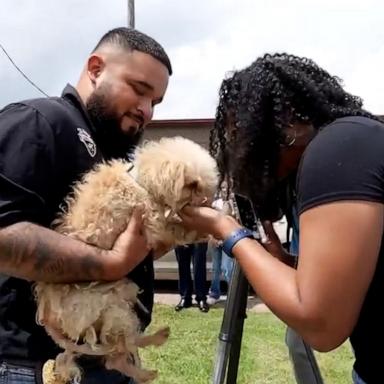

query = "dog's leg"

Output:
[[45, 324, 111, 355], [50, 351, 81, 384], [135, 326, 170, 348]]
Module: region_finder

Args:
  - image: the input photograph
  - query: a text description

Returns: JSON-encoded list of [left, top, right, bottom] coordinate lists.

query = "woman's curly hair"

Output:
[[211, 53, 377, 210]]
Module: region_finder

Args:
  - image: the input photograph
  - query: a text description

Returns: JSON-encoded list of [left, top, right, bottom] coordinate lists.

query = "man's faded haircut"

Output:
[[93, 27, 172, 75]]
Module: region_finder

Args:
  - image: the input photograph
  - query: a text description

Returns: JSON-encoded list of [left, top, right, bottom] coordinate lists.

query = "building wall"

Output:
[[144, 119, 213, 149]]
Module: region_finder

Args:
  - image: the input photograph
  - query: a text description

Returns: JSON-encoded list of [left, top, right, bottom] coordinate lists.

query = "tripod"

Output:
[[212, 194, 260, 384]]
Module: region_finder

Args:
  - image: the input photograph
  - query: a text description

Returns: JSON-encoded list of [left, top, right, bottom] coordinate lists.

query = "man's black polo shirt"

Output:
[[0, 85, 153, 361]]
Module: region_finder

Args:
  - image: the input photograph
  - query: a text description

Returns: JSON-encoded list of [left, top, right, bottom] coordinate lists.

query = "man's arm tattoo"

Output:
[[0, 222, 105, 282]]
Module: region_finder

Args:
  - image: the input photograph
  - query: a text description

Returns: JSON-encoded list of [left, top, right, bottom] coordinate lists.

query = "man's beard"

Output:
[[86, 87, 143, 160]]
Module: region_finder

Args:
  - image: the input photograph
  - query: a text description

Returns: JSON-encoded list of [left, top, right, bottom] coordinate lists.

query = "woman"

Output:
[[180, 54, 384, 384]]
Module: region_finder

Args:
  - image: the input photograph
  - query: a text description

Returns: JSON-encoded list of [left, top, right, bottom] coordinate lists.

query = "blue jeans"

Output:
[[0, 360, 134, 384], [352, 370, 367, 384], [222, 252, 234, 283], [209, 246, 234, 299], [0, 362, 36, 384], [175, 243, 208, 302]]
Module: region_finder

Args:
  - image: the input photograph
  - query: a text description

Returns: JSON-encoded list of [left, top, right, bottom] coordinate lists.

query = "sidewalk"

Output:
[[154, 293, 271, 313]]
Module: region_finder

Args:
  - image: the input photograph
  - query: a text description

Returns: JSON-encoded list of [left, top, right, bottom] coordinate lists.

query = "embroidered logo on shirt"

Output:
[[77, 128, 97, 157]]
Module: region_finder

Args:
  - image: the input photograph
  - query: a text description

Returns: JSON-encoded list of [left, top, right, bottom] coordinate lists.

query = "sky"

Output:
[[1, 0, 384, 119]]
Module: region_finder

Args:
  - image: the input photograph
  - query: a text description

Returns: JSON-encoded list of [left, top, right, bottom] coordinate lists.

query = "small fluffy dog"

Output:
[[35, 136, 218, 384]]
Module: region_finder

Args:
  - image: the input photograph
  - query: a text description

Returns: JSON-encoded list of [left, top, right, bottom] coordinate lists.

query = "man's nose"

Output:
[[138, 99, 154, 124]]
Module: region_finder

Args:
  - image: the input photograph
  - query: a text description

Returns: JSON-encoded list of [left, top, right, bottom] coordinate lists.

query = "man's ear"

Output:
[[87, 54, 105, 85]]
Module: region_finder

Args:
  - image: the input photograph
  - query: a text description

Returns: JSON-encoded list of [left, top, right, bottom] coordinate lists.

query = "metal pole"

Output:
[[128, 0, 135, 28], [212, 261, 249, 384], [213, 194, 260, 384]]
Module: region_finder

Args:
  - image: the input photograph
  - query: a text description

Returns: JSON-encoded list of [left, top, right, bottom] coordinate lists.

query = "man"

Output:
[[0, 27, 171, 383]]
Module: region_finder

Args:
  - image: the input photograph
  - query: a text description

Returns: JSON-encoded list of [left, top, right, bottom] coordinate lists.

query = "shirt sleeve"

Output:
[[297, 118, 384, 214], [0, 103, 55, 226]]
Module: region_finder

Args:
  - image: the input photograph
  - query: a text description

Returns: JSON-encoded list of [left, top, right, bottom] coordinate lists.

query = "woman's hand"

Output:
[[180, 205, 242, 239]]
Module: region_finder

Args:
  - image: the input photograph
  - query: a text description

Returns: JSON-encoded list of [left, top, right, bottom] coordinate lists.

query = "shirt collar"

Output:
[[61, 83, 97, 136]]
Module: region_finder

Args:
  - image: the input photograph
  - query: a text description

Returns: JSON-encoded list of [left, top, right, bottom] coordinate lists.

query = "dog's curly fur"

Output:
[[34, 137, 218, 384]]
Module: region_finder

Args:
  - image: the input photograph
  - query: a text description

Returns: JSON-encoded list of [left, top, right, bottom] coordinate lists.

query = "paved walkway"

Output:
[[154, 293, 271, 313]]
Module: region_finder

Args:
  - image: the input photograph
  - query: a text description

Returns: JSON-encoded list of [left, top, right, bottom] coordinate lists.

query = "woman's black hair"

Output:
[[211, 53, 378, 213]]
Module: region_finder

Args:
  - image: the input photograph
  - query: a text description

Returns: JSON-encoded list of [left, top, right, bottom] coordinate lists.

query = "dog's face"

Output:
[[168, 162, 213, 210], [133, 137, 219, 213]]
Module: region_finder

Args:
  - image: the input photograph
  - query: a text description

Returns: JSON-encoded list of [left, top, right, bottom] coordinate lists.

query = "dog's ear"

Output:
[[164, 161, 186, 206]]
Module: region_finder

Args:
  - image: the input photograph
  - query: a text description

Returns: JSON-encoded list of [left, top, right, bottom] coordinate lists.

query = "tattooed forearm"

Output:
[[0, 222, 107, 282]]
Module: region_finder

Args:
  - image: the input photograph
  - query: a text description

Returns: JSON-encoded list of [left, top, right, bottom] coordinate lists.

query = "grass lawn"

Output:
[[141, 304, 354, 384]]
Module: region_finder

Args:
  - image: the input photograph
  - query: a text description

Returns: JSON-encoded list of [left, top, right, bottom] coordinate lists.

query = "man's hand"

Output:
[[152, 241, 173, 260], [105, 207, 151, 279]]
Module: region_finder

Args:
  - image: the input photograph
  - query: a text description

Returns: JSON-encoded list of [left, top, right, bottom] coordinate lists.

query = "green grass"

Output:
[[141, 304, 354, 384]]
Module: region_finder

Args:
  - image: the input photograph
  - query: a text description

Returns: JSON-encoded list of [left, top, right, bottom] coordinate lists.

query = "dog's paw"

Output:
[[151, 326, 170, 346], [136, 368, 158, 383]]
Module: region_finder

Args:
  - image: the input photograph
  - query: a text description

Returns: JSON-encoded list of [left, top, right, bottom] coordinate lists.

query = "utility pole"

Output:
[[128, 0, 135, 28]]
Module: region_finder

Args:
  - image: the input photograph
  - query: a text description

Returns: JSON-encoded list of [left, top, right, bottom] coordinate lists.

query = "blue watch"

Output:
[[222, 228, 255, 257]]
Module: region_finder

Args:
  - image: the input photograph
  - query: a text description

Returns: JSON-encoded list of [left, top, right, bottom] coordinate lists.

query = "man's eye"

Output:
[[132, 85, 145, 96]]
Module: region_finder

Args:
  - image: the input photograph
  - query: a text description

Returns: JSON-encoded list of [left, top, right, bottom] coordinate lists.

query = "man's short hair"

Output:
[[93, 27, 172, 75]]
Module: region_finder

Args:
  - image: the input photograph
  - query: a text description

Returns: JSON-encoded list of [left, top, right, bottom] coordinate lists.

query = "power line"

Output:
[[0, 42, 49, 97]]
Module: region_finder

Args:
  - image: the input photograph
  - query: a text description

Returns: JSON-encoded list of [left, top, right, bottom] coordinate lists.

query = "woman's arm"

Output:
[[181, 200, 383, 351]]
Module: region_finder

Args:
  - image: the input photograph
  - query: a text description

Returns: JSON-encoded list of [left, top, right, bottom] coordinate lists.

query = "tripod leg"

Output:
[[213, 193, 260, 384], [212, 261, 249, 384], [226, 274, 248, 384]]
